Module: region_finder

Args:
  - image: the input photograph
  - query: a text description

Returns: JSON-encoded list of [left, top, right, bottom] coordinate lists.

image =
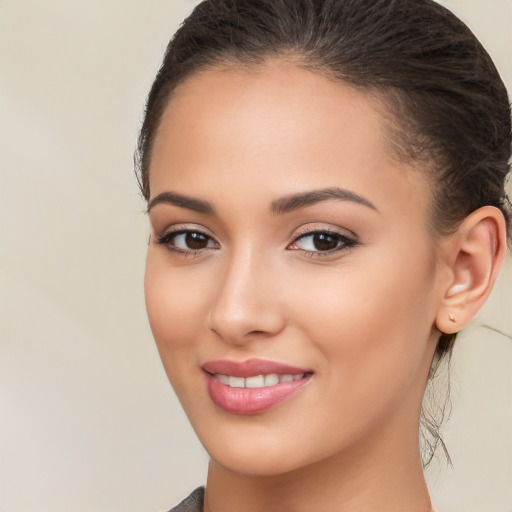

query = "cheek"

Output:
[[289, 243, 437, 391], [144, 252, 209, 350], [144, 252, 216, 410]]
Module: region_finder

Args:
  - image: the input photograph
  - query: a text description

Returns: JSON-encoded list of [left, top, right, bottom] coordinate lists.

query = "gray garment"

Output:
[[167, 486, 437, 511], [168, 487, 205, 512]]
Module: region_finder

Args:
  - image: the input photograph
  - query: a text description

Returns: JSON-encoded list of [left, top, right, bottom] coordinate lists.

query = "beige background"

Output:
[[0, 1, 511, 511]]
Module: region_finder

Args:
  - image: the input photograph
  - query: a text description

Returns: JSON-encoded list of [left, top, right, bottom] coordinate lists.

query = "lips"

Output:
[[202, 359, 312, 414]]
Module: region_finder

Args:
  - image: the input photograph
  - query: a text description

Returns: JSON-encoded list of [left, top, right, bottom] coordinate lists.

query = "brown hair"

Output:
[[136, 0, 511, 462]]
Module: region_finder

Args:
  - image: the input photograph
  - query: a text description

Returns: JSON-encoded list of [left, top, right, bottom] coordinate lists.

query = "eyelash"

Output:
[[156, 228, 218, 257], [288, 228, 358, 258], [156, 227, 358, 258]]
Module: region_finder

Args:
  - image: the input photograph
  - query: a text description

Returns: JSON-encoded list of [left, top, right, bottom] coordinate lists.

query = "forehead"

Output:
[[149, 61, 432, 223], [155, 61, 387, 169]]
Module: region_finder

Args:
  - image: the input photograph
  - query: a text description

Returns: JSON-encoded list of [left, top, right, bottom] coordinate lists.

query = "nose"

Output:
[[207, 248, 286, 346]]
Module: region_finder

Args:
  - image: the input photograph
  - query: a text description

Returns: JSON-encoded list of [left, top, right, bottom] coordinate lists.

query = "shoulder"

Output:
[[167, 487, 205, 512]]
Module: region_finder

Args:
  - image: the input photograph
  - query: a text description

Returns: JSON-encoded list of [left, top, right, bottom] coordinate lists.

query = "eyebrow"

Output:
[[147, 186, 377, 216], [271, 187, 377, 214], [147, 191, 215, 214]]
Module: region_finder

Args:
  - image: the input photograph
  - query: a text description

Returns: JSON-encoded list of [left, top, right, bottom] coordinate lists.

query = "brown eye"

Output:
[[312, 233, 339, 251], [157, 230, 219, 253], [185, 232, 210, 249], [288, 230, 358, 255]]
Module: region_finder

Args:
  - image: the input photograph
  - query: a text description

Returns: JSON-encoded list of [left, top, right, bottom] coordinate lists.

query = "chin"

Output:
[[197, 423, 343, 479], [209, 449, 301, 477], [195, 426, 302, 477]]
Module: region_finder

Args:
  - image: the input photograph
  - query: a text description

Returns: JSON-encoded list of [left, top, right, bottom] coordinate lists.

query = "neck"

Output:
[[204, 417, 432, 512]]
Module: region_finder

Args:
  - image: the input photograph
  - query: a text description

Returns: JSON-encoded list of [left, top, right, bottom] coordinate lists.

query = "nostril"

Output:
[[210, 327, 271, 341], [207, 276, 286, 344]]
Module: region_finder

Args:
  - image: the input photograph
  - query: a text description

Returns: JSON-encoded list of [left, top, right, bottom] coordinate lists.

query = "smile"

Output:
[[202, 359, 312, 414], [212, 373, 305, 388]]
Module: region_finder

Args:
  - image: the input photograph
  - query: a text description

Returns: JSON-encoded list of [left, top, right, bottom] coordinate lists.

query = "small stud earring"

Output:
[[449, 314, 457, 323]]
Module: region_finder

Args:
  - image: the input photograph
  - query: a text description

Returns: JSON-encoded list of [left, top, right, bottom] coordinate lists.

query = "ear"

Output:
[[435, 206, 508, 335]]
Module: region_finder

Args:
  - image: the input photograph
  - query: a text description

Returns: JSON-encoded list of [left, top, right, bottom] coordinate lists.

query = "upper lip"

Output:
[[202, 358, 312, 378]]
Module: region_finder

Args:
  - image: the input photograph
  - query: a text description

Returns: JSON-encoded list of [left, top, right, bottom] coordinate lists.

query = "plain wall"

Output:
[[0, 1, 510, 511]]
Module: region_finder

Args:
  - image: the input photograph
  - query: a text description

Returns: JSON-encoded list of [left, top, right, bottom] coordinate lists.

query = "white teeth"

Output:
[[245, 375, 265, 388], [216, 374, 229, 385], [229, 376, 245, 388], [264, 374, 279, 386], [213, 373, 306, 388]]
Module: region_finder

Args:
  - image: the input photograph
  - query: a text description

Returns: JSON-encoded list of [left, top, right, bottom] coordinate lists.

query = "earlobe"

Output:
[[435, 206, 507, 335]]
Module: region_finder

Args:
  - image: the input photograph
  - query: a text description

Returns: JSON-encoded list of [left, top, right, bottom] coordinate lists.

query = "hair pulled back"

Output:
[[136, 0, 511, 360]]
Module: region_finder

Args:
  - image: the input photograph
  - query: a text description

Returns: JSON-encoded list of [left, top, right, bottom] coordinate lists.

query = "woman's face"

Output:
[[145, 62, 443, 476]]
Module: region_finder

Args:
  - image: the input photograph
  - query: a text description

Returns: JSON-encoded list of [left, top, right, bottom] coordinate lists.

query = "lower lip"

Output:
[[205, 373, 311, 415]]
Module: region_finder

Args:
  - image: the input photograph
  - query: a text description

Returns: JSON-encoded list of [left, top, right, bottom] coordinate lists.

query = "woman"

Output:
[[136, 1, 511, 510]]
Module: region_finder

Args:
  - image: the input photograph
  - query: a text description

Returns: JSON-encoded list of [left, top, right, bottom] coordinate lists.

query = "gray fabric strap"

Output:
[[168, 487, 205, 512]]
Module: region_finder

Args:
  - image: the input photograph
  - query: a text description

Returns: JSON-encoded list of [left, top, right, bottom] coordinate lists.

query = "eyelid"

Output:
[[291, 223, 358, 242], [155, 223, 216, 240], [155, 224, 220, 255], [287, 226, 359, 256]]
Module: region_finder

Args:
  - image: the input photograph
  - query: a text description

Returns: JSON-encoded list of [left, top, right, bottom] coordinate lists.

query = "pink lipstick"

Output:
[[202, 359, 312, 414]]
